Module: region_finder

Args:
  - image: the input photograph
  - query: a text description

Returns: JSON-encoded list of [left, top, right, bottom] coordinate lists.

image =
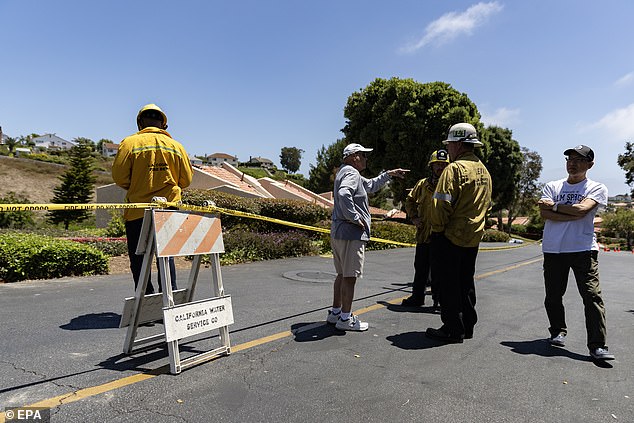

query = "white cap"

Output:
[[343, 143, 373, 158], [442, 123, 483, 147]]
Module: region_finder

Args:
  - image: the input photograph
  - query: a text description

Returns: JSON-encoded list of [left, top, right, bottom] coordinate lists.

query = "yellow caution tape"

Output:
[[0, 201, 416, 247], [0, 203, 156, 212]]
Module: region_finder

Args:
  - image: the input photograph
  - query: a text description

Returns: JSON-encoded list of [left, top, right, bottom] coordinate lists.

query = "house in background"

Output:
[[205, 153, 238, 167], [102, 142, 119, 158], [189, 155, 204, 167], [244, 156, 275, 170], [32, 134, 77, 151]]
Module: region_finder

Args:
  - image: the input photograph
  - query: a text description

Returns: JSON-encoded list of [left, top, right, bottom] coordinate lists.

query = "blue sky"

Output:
[[2, 1, 634, 195]]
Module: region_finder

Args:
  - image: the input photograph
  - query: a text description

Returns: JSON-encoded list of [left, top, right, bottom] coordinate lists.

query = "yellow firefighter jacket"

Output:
[[431, 151, 492, 248], [112, 127, 193, 221], [405, 178, 435, 244]]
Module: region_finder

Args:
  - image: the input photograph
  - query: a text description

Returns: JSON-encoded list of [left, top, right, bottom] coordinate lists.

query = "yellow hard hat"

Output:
[[428, 149, 449, 166], [137, 103, 168, 129]]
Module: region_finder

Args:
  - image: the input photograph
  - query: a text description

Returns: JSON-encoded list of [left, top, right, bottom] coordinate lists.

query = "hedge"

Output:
[[0, 232, 109, 282], [216, 229, 320, 265], [182, 190, 330, 231], [481, 229, 511, 242]]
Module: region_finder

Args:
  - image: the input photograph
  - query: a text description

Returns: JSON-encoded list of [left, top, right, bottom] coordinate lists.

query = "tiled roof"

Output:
[[208, 153, 237, 160], [198, 165, 263, 195]]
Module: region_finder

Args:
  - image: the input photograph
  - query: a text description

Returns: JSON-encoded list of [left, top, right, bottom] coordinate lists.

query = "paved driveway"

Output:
[[0, 244, 632, 422]]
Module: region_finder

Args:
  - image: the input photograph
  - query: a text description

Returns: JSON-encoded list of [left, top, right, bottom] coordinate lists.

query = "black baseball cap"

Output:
[[564, 145, 594, 161]]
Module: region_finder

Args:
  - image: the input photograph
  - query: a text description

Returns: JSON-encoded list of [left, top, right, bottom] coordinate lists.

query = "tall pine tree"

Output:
[[48, 139, 96, 229]]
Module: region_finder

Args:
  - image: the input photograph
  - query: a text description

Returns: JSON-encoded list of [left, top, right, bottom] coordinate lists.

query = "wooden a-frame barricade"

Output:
[[119, 208, 233, 374]]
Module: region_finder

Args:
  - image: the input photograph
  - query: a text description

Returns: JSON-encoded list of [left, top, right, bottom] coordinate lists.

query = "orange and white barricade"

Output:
[[119, 208, 233, 374]]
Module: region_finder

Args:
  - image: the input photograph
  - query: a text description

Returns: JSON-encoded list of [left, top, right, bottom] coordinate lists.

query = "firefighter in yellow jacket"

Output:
[[402, 149, 449, 309], [425, 123, 492, 343], [112, 104, 193, 295]]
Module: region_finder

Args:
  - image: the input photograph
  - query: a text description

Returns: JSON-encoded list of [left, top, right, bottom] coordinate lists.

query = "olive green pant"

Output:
[[543, 251, 607, 349]]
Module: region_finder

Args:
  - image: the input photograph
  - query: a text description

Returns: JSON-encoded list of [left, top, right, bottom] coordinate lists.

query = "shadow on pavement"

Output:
[[291, 322, 346, 342], [386, 331, 448, 350], [378, 300, 440, 315], [500, 339, 613, 368], [60, 312, 122, 330]]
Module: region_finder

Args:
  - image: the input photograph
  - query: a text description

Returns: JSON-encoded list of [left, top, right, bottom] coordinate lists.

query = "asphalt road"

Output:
[[0, 243, 632, 423]]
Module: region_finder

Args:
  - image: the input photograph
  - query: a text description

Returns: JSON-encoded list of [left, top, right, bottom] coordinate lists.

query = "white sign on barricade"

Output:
[[120, 208, 233, 374], [164, 296, 234, 342]]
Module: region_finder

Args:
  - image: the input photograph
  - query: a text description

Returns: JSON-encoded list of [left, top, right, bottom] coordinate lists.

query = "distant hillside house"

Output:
[[32, 134, 77, 150], [205, 153, 238, 167], [245, 156, 275, 170], [190, 155, 204, 167], [102, 142, 119, 158]]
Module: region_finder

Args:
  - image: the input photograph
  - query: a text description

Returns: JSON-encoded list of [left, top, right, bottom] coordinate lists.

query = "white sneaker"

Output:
[[335, 314, 369, 331], [549, 333, 566, 347], [590, 347, 615, 360], [326, 310, 340, 325]]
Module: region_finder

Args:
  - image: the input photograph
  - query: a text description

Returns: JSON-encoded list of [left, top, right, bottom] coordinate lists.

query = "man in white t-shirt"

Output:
[[537, 145, 614, 361]]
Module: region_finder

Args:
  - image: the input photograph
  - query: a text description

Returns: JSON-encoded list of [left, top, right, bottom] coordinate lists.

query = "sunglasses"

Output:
[[565, 156, 590, 163]]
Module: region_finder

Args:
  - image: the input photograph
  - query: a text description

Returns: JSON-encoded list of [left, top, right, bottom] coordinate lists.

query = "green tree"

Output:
[[617, 142, 634, 196], [279, 147, 304, 173], [307, 139, 347, 194], [483, 126, 523, 231], [601, 208, 634, 250], [506, 147, 543, 230], [5, 137, 18, 155], [48, 139, 97, 229], [341, 78, 484, 205], [73, 137, 96, 154]]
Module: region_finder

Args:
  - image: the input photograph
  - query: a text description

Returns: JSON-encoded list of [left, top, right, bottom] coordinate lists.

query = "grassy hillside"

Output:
[[0, 156, 114, 204]]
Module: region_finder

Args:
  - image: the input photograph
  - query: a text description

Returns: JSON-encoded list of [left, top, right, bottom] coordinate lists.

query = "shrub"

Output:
[[366, 220, 417, 251], [25, 153, 68, 165], [0, 192, 35, 229], [105, 210, 126, 237], [182, 190, 330, 231], [0, 232, 108, 282], [510, 224, 527, 234], [482, 229, 511, 242], [210, 229, 320, 265], [258, 198, 330, 230], [69, 237, 128, 256]]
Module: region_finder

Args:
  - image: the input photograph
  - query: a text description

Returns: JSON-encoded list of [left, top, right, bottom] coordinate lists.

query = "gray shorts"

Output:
[[331, 238, 365, 278]]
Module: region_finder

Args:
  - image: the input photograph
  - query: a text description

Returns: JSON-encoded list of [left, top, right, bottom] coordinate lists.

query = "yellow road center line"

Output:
[[0, 256, 541, 420]]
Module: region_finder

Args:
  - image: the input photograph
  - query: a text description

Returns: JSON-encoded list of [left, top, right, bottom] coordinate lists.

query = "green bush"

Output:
[[182, 190, 330, 231], [105, 210, 126, 237], [0, 232, 108, 282], [510, 224, 527, 234], [258, 198, 330, 229], [367, 221, 417, 251], [25, 153, 68, 165], [203, 229, 319, 265], [482, 229, 511, 242], [71, 238, 128, 257], [0, 192, 35, 229]]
